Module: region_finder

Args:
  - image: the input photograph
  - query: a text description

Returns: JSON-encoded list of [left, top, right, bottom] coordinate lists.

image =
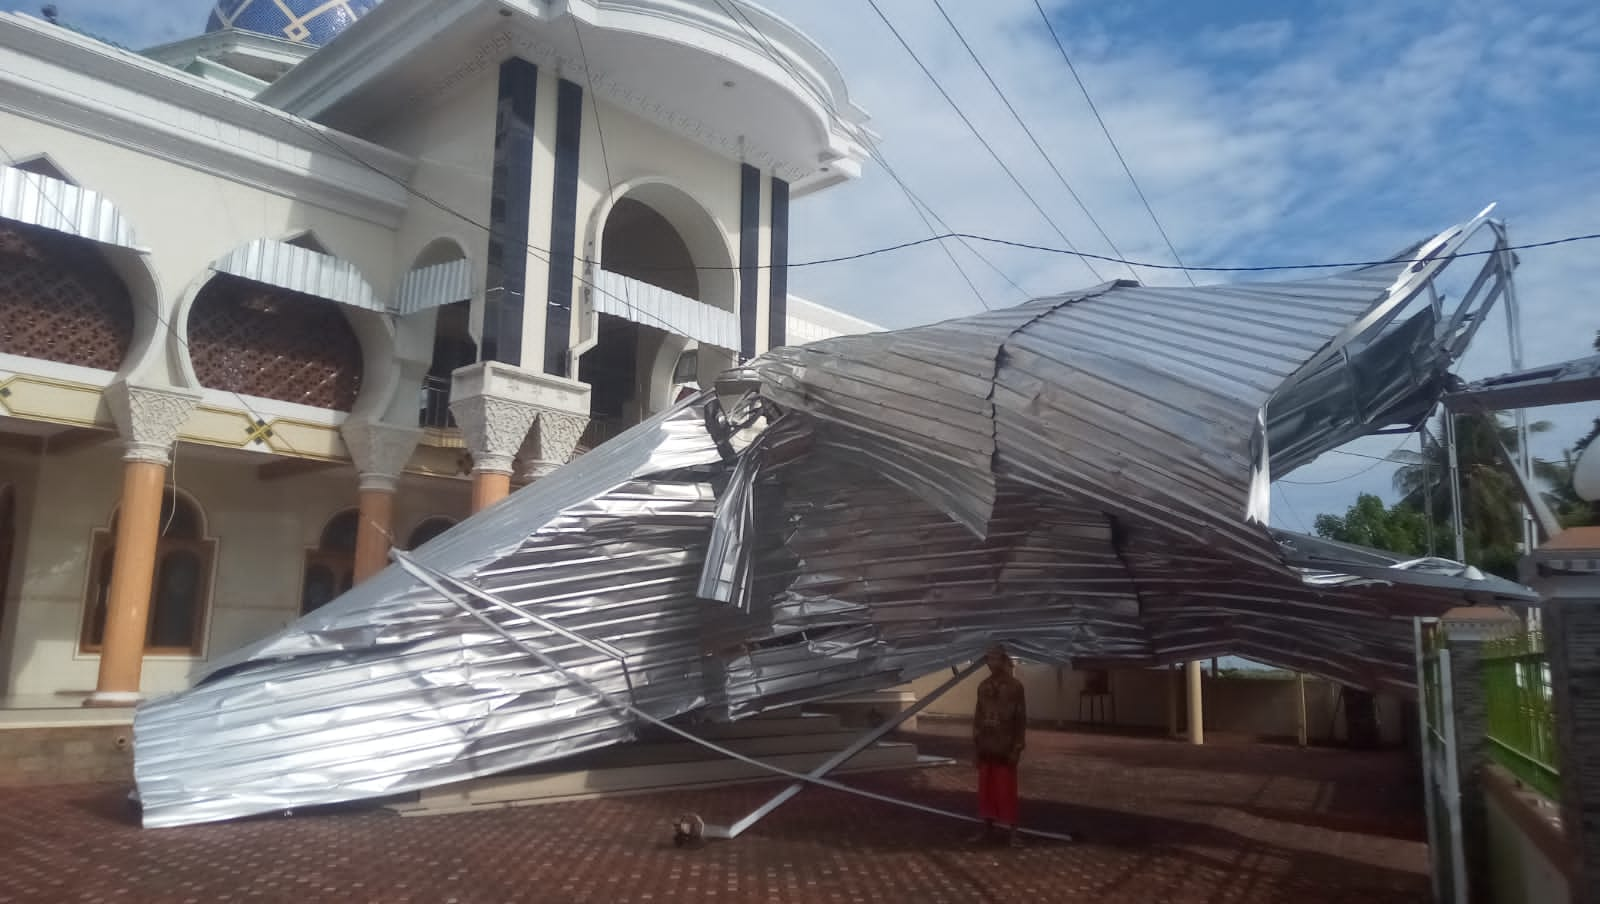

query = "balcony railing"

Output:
[[578, 416, 629, 452], [419, 375, 455, 429]]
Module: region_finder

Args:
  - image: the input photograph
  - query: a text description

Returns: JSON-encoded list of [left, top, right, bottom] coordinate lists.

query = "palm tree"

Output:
[[1578, 330, 1600, 453], [1393, 410, 1550, 575], [1537, 451, 1598, 528]]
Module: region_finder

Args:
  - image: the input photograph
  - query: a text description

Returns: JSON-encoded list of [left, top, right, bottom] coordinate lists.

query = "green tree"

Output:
[[1313, 493, 1433, 555], [1392, 411, 1550, 578], [1576, 330, 1600, 453], [1537, 451, 1597, 528]]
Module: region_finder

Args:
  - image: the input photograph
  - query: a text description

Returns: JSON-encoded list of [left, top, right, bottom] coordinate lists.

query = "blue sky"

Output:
[[10, 0, 1599, 530]]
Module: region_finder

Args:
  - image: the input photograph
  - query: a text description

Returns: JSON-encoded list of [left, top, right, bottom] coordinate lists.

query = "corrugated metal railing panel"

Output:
[[212, 238, 385, 312], [0, 164, 141, 250], [397, 258, 473, 315], [133, 214, 1540, 830], [591, 269, 739, 351]]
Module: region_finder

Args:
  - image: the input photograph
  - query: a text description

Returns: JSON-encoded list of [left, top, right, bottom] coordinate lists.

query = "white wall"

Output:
[[0, 442, 469, 699], [904, 662, 1407, 746]]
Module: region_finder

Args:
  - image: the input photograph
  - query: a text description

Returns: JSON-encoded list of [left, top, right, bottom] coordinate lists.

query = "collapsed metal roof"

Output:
[[133, 209, 1534, 828]]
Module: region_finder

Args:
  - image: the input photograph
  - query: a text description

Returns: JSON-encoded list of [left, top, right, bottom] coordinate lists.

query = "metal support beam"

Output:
[[1445, 411, 1467, 563], [1296, 672, 1308, 747], [706, 660, 985, 840], [392, 552, 1080, 841]]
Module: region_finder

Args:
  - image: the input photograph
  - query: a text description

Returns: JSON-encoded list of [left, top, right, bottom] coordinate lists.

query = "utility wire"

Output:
[[1280, 433, 1422, 486], [0, 140, 406, 544], [706, 0, 1009, 308], [1030, 0, 1196, 286], [866, 0, 1103, 282], [930, 0, 1138, 282]]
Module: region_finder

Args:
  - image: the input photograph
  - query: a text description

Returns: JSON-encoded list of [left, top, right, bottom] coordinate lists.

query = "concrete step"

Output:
[[390, 741, 937, 816]]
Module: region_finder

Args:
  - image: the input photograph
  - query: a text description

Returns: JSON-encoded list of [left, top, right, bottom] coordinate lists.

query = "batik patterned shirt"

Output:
[[972, 673, 1027, 763]]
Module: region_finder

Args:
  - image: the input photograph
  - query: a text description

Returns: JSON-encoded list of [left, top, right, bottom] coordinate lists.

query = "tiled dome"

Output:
[[205, 0, 382, 47]]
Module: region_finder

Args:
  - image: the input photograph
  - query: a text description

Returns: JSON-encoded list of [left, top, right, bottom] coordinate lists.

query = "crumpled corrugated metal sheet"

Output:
[[133, 212, 1535, 828]]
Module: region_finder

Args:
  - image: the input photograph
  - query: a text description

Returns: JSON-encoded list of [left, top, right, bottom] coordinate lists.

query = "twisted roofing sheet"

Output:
[[133, 211, 1533, 828]]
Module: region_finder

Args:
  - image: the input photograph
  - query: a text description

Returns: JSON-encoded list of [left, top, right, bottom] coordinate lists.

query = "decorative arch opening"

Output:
[[0, 220, 136, 371], [186, 273, 364, 410], [301, 508, 358, 615], [80, 490, 215, 655], [583, 183, 735, 449], [407, 516, 456, 550], [415, 239, 476, 430]]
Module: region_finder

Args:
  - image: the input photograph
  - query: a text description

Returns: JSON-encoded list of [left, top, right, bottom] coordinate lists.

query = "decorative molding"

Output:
[[451, 394, 538, 474], [519, 410, 590, 480], [104, 381, 203, 465], [341, 419, 422, 489], [403, 28, 816, 182], [451, 362, 591, 475], [0, 14, 414, 228]]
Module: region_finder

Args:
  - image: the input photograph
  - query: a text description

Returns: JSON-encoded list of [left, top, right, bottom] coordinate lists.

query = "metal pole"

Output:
[[1166, 664, 1179, 739], [1186, 661, 1205, 746], [710, 660, 984, 839], [1295, 672, 1308, 748], [1420, 423, 1437, 557], [1495, 228, 1536, 557], [1445, 411, 1467, 563], [394, 554, 1079, 842], [1415, 619, 1443, 904], [1055, 666, 1065, 729]]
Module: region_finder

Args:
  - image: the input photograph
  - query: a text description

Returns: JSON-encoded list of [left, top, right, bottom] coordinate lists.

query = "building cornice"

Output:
[[260, 0, 871, 194], [0, 13, 415, 228]]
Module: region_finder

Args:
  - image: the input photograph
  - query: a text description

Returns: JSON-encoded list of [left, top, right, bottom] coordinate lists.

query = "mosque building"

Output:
[[0, 0, 879, 706]]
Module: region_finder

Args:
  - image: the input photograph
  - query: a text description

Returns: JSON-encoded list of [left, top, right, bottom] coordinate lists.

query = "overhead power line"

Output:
[[929, 0, 1138, 281], [706, 0, 1013, 309], [1030, 0, 1197, 286], [865, 0, 1104, 282]]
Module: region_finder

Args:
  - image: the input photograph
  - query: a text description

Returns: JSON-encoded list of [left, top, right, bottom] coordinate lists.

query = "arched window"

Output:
[[80, 491, 214, 656], [0, 220, 135, 371], [187, 274, 364, 411], [301, 509, 358, 615], [407, 517, 456, 550]]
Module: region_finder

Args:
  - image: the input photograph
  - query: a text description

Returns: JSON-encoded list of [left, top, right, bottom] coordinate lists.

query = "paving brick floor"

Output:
[[0, 722, 1430, 903]]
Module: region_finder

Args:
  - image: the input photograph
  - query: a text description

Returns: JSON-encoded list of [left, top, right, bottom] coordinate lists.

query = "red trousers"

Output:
[[977, 760, 1019, 825]]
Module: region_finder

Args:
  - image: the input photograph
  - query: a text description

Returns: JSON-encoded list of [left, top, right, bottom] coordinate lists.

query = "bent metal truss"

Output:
[[133, 208, 1537, 827]]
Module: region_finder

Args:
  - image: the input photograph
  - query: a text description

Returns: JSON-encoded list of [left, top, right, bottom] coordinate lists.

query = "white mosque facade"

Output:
[[0, 0, 879, 704]]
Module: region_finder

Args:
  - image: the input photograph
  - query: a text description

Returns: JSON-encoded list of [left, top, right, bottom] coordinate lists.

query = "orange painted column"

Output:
[[471, 470, 513, 513], [352, 485, 396, 582], [87, 459, 167, 706]]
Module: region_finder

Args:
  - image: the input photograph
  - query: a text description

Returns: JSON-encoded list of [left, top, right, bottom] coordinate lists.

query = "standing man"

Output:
[[970, 644, 1026, 847]]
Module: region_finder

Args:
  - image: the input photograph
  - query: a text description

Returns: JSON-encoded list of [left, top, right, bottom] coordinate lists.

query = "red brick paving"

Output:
[[0, 721, 1429, 903]]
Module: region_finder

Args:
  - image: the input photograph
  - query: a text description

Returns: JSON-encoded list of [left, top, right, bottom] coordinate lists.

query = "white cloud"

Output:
[[1197, 20, 1294, 57], [9, 0, 1598, 523]]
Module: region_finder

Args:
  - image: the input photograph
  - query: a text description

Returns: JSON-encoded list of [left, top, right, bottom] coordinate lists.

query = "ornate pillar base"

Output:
[[88, 382, 200, 706], [341, 421, 421, 577], [450, 363, 590, 512]]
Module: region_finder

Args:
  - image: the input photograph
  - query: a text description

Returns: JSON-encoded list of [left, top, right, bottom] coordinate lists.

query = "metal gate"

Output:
[[1416, 618, 1468, 903]]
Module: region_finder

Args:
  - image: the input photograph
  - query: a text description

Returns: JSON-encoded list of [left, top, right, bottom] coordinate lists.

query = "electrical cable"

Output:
[[1279, 433, 1422, 486], [706, 0, 1008, 308], [8, 29, 1600, 283], [1030, 0, 1196, 286], [930, 0, 1139, 281], [0, 141, 405, 550], [865, 0, 1103, 282]]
